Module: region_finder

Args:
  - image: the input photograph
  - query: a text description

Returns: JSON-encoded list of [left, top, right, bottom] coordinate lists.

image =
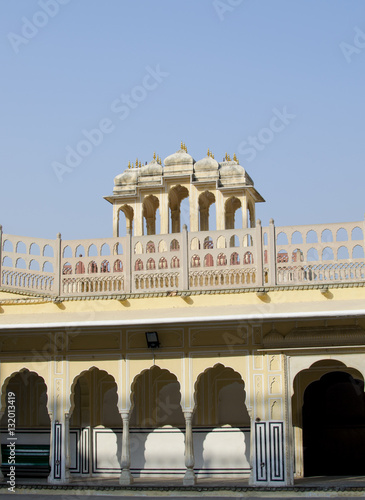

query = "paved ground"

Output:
[[2, 476, 365, 499], [2, 495, 365, 500]]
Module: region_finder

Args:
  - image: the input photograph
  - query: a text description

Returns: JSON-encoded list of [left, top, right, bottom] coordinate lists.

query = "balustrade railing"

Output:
[[0, 220, 364, 298]]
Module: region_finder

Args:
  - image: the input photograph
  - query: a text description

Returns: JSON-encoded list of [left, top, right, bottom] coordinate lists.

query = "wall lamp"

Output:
[[145, 331, 160, 349]]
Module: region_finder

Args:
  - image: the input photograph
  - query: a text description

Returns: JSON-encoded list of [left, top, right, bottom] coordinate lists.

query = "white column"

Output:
[[268, 218, 277, 286], [113, 204, 119, 237], [48, 412, 70, 484], [183, 410, 196, 485], [119, 411, 133, 485], [189, 186, 199, 232], [255, 219, 264, 287]]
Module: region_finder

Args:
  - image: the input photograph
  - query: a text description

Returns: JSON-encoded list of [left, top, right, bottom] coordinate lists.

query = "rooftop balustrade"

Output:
[[0, 220, 364, 299]]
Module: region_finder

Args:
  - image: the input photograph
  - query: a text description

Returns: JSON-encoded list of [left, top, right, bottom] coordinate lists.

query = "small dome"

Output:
[[114, 169, 138, 186], [219, 162, 246, 177], [194, 156, 219, 172], [139, 159, 163, 177], [164, 149, 194, 167]]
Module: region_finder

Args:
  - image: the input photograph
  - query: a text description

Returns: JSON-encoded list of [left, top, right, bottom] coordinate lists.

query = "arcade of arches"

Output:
[[0, 362, 252, 482], [116, 188, 254, 237], [1, 344, 365, 485]]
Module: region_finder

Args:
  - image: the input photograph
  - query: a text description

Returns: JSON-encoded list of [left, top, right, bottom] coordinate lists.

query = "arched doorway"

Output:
[[0, 370, 51, 477], [69, 368, 122, 476], [292, 360, 365, 478], [303, 371, 365, 476], [129, 366, 184, 476], [193, 363, 251, 478]]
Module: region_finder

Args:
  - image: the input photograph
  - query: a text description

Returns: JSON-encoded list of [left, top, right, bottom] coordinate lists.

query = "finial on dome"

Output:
[[180, 141, 184, 150], [233, 153, 238, 163], [128, 161, 131, 169], [207, 148, 210, 157], [153, 151, 156, 160]]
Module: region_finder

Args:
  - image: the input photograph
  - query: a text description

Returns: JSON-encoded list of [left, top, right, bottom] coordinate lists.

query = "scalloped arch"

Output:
[[1, 368, 50, 414], [68, 366, 118, 415], [129, 365, 181, 413], [193, 362, 246, 410]]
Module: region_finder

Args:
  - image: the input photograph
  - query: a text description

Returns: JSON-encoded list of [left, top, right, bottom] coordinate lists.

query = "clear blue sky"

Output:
[[0, 0, 364, 239]]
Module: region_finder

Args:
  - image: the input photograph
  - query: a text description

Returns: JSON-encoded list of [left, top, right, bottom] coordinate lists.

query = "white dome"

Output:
[[164, 149, 194, 167], [219, 162, 246, 177], [194, 156, 219, 172], [139, 160, 163, 177], [114, 169, 138, 186]]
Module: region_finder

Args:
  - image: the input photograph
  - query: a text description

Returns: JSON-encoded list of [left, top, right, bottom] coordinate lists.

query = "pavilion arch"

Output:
[[168, 185, 189, 233], [118, 204, 134, 236], [225, 196, 242, 230], [193, 363, 250, 427], [0, 369, 51, 425], [198, 190, 215, 231], [129, 365, 184, 428], [291, 359, 365, 478], [142, 194, 160, 236]]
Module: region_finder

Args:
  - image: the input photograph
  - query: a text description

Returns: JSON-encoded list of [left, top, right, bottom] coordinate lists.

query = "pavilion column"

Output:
[[119, 411, 133, 485], [199, 208, 209, 231], [146, 216, 155, 235], [171, 208, 180, 233], [183, 410, 196, 485], [113, 205, 119, 237]]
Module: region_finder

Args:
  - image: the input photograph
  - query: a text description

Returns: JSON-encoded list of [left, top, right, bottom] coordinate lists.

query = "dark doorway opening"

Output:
[[303, 371, 365, 476]]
